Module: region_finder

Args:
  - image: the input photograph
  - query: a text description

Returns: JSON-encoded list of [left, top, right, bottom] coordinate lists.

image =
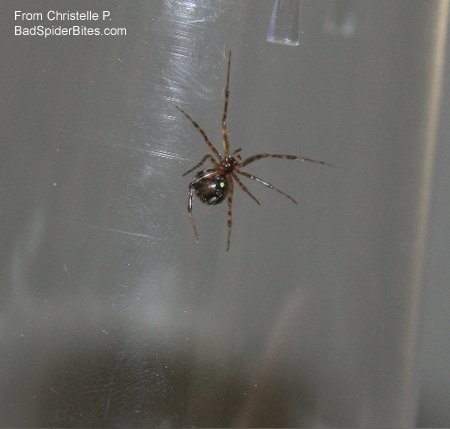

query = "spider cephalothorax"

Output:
[[176, 52, 332, 250]]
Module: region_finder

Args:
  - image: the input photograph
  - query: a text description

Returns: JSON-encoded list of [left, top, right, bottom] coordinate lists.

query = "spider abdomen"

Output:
[[193, 169, 229, 205]]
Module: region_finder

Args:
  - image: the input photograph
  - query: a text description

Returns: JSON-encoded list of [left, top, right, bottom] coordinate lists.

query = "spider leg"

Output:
[[222, 51, 231, 157], [226, 178, 234, 251], [183, 154, 219, 177], [175, 105, 222, 161], [240, 153, 334, 168], [232, 173, 260, 205], [237, 170, 298, 204], [187, 183, 199, 241]]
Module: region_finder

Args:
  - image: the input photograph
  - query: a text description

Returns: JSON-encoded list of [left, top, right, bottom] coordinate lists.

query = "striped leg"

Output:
[[232, 173, 260, 205], [175, 105, 222, 160], [222, 51, 231, 156], [187, 170, 217, 242], [237, 170, 298, 204], [187, 183, 199, 241], [241, 153, 333, 168], [183, 154, 219, 177], [226, 179, 234, 251]]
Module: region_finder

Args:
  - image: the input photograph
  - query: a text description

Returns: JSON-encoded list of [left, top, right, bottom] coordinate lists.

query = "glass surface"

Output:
[[324, 0, 356, 37], [1, 0, 449, 427], [267, 0, 301, 46]]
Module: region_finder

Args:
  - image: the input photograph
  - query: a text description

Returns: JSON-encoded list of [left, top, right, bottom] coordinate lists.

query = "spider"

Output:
[[176, 51, 333, 251]]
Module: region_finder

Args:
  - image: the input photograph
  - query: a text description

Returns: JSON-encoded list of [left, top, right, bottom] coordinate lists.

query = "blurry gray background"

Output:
[[1, 0, 450, 427]]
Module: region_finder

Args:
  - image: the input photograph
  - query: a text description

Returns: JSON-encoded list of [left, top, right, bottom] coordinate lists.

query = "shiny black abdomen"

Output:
[[193, 169, 229, 205]]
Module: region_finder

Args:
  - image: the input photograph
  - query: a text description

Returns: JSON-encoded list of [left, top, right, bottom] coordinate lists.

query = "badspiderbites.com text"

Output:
[[14, 10, 127, 37]]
